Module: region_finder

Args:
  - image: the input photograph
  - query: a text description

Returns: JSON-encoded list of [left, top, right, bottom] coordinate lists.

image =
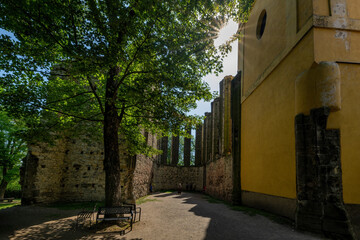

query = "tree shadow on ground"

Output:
[[0, 205, 80, 239], [0, 205, 142, 239], [169, 192, 320, 240]]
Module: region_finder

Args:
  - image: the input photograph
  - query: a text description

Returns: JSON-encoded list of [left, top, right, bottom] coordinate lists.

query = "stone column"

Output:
[[231, 72, 242, 205], [211, 98, 220, 160], [183, 126, 191, 167], [205, 112, 212, 164], [161, 137, 168, 165], [201, 123, 206, 166], [171, 135, 179, 166], [195, 124, 203, 166], [220, 76, 233, 155]]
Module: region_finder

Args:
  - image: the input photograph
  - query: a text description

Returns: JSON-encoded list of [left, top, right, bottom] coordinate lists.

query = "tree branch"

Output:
[[46, 91, 93, 105], [9, 1, 70, 55], [86, 76, 105, 115], [34, 104, 103, 122], [116, 26, 154, 89]]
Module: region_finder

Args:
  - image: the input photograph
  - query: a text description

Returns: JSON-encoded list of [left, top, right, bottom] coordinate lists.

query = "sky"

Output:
[[189, 20, 238, 116]]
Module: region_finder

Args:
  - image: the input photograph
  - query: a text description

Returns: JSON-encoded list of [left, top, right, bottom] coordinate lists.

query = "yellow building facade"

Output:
[[238, 0, 360, 238]]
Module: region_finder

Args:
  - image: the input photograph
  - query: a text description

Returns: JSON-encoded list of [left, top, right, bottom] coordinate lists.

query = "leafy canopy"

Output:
[[0, 111, 27, 185], [0, 0, 253, 154]]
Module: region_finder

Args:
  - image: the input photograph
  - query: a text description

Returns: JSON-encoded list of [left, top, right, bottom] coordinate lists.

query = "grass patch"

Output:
[[203, 195, 293, 226], [203, 195, 224, 204], [157, 190, 174, 193], [0, 199, 21, 210], [47, 201, 104, 210], [136, 195, 158, 205]]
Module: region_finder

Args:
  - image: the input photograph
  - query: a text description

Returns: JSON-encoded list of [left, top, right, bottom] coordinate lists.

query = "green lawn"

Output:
[[0, 199, 21, 210]]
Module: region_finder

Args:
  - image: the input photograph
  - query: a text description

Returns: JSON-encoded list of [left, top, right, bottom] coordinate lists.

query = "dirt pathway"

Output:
[[0, 192, 326, 240]]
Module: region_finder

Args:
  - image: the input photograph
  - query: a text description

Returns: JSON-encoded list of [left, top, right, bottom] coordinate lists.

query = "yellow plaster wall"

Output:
[[239, 0, 360, 203], [297, 0, 313, 31], [314, 29, 360, 63], [327, 63, 360, 204], [241, 31, 315, 199], [348, 0, 360, 19], [313, 0, 330, 16], [243, 0, 287, 94], [313, 0, 360, 204]]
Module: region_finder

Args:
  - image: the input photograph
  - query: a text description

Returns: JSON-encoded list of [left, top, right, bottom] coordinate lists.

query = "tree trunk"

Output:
[[104, 67, 122, 207], [0, 167, 8, 199]]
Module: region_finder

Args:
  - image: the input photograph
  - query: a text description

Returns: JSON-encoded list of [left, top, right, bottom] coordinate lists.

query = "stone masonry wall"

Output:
[[22, 133, 156, 204], [295, 107, 355, 239], [133, 154, 154, 200], [206, 155, 233, 202], [60, 139, 106, 202], [153, 165, 203, 192], [22, 140, 66, 204]]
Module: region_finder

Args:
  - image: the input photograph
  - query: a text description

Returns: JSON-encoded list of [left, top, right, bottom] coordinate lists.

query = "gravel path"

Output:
[[0, 192, 326, 240]]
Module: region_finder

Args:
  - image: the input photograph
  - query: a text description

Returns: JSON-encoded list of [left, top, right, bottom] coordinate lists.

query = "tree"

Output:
[[0, 112, 27, 199], [0, 0, 241, 206]]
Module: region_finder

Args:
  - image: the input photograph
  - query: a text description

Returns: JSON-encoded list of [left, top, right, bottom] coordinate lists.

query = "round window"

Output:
[[256, 10, 267, 40]]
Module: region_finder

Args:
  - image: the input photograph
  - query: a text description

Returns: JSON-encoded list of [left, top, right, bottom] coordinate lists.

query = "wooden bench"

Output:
[[96, 206, 133, 231], [0, 198, 14, 202]]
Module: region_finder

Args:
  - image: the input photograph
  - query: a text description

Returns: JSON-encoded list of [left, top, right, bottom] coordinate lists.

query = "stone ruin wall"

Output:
[[154, 76, 235, 202], [21, 132, 157, 204], [20, 75, 236, 204], [206, 155, 233, 202], [152, 165, 203, 192], [202, 76, 234, 202]]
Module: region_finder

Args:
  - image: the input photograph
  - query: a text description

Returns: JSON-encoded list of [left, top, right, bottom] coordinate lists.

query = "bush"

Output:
[[4, 179, 22, 198], [4, 189, 21, 198]]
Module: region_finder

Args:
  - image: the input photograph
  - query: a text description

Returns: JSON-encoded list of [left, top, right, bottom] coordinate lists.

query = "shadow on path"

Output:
[[165, 192, 322, 240], [0, 205, 88, 239]]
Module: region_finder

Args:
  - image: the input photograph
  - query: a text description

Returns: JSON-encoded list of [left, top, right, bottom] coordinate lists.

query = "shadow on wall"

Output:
[[171, 193, 319, 240]]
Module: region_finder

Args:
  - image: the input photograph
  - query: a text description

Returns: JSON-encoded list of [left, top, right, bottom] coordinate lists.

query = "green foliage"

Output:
[[136, 195, 158, 205], [0, 0, 242, 154], [0, 0, 255, 204], [0, 111, 27, 193], [6, 178, 21, 191], [178, 136, 185, 166], [190, 134, 196, 165], [237, 0, 255, 23], [5, 178, 21, 198]]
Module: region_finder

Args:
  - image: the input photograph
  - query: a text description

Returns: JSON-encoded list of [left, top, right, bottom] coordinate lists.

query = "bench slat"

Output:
[[96, 206, 134, 231]]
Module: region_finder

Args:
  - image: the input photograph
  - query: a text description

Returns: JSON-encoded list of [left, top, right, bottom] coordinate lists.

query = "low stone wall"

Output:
[[153, 165, 203, 192], [205, 155, 233, 202]]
